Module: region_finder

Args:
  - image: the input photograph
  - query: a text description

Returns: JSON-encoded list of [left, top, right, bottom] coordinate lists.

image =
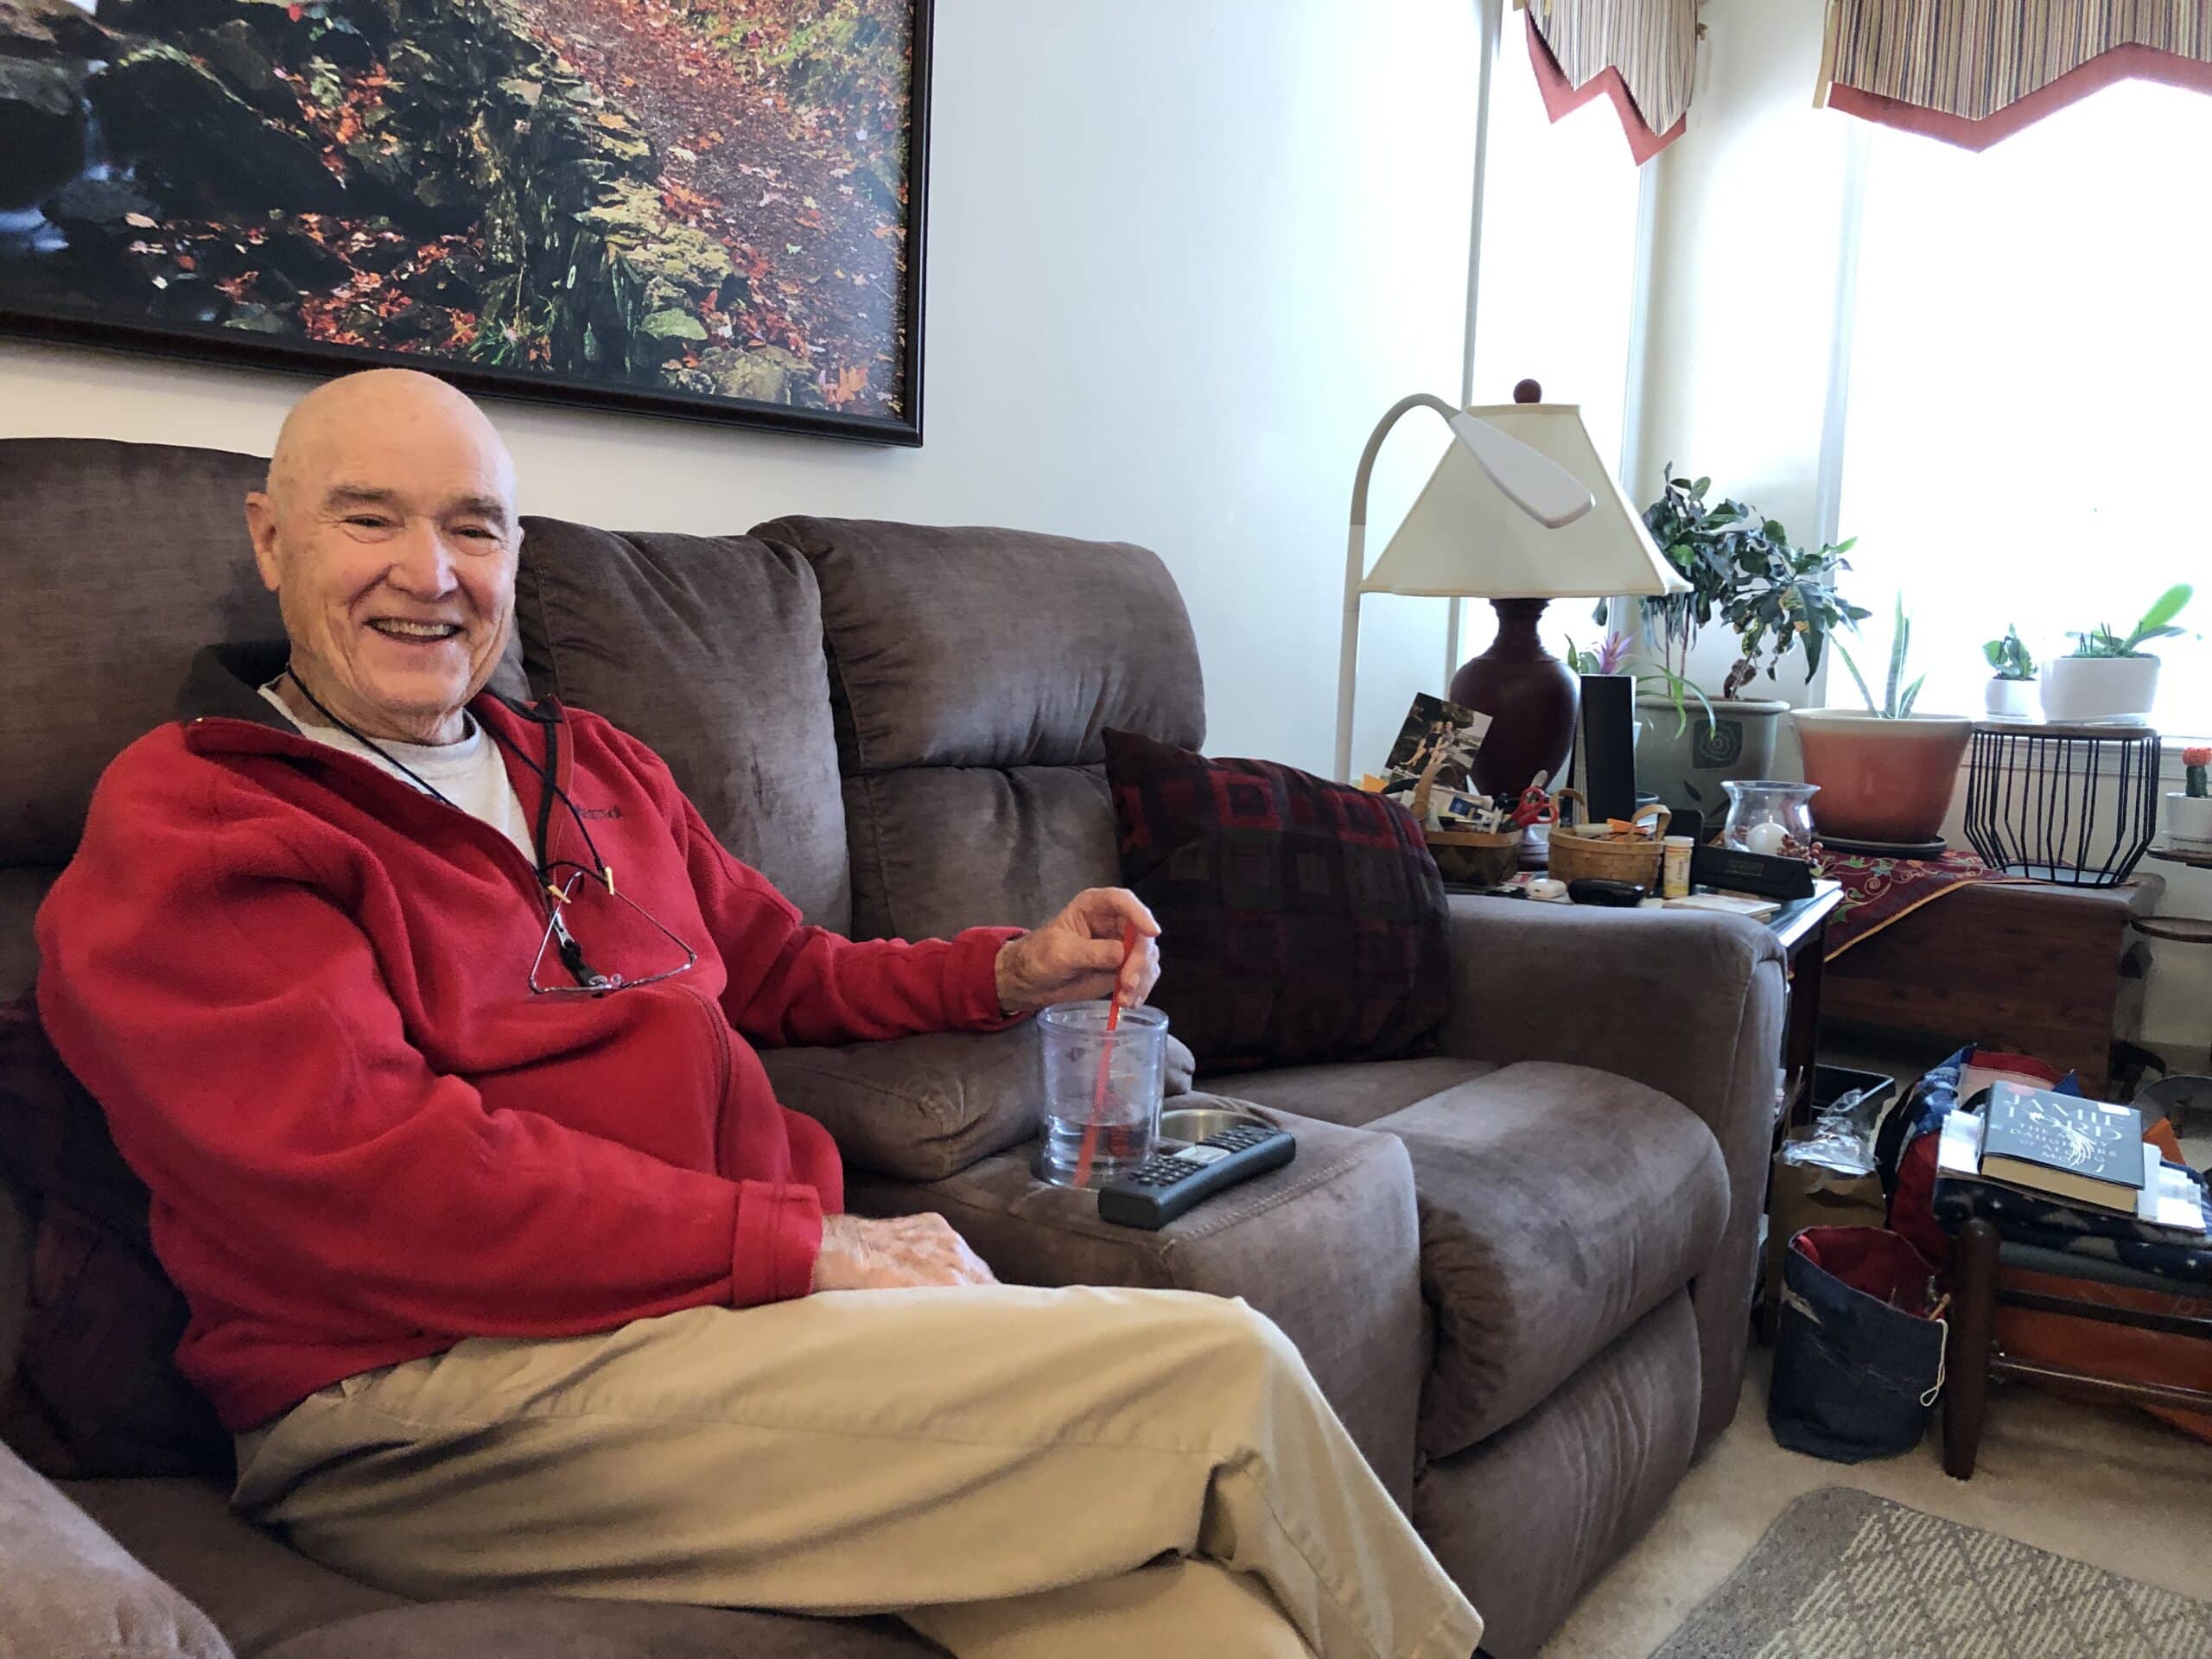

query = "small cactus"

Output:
[[2186, 745, 2210, 799]]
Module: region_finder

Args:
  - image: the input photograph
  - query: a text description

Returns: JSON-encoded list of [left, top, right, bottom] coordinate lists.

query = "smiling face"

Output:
[[246, 370, 519, 746]]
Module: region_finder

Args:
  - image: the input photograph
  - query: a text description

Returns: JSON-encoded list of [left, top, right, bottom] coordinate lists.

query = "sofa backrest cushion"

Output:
[[0, 999, 229, 1479], [514, 518, 850, 931], [754, 516, 1205, 940], [0, 438, 527, 996]]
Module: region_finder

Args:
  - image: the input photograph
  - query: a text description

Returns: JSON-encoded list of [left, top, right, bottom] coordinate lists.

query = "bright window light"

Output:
[[1467, 22, 1644, 662], [1835, 82, 2212, 734]]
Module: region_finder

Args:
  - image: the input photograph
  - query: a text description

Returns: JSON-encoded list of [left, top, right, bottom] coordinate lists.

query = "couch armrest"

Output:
[[0, 1440, 233, 1658], [760, 1027, 1194, 1185], [842, 1103, 1427, 1509], [1437, 894, 1788, 1446]]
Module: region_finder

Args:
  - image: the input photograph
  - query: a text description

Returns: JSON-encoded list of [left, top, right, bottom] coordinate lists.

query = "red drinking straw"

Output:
[[1072, 920, 1141, 1187]]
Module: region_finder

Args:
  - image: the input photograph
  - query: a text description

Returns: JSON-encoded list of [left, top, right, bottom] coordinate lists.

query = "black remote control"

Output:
[[1096, 1123, 1296, 1230]]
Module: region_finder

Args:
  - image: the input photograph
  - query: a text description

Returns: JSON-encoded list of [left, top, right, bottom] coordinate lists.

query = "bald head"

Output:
[[247, 371, 522, 746], [266, 368, 515, 514]]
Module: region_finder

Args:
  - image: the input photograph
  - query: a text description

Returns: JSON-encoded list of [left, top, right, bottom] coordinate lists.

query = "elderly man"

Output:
[[35, 370, 1483, 1659]]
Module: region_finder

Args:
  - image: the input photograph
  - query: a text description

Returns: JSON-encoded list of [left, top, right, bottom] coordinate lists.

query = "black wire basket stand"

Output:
[[1962, 721, 2162, 887]]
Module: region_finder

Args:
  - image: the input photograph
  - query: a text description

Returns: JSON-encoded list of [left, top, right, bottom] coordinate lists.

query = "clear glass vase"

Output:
[[1720, 780, 1820, 861]]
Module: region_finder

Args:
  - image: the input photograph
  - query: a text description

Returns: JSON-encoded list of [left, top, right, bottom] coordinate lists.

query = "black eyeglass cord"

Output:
[[281, 668, 613, 986]]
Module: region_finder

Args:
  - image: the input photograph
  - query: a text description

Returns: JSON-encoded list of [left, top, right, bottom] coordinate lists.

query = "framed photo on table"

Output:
[[0, 0, 932, 444]]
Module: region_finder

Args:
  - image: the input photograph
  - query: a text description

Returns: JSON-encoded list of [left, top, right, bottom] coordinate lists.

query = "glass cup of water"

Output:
[[1037, 1002, 1169, 1187]]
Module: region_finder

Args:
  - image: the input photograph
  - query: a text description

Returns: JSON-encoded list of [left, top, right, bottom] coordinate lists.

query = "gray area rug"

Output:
[[1650, 1488, 2212, 1658]]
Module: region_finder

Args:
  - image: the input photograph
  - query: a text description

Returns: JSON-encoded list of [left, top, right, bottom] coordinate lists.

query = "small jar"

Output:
[[1661, 836, 1694, 898], [1720, 780, 1820, 861]]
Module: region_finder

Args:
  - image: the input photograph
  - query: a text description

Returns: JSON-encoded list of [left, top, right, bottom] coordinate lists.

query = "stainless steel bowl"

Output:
[[1158, 1105, 1271, 1147]]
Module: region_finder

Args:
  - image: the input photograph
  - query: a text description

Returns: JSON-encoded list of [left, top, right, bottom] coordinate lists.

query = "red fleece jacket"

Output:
[[35, 657, 1020, 1431]]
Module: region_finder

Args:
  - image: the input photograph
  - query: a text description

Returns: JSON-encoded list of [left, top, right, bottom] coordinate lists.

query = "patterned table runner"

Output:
[[1815, 848, 2024, 962]]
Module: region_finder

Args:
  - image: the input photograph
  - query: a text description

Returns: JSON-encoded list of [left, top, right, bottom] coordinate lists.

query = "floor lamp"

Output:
[[1335, 388, 1688, 796]]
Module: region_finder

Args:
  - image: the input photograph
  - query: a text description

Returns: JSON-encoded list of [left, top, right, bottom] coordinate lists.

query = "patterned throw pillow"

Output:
[[1103, 729, 1451, 1072], [0, 996, 232, 1479]]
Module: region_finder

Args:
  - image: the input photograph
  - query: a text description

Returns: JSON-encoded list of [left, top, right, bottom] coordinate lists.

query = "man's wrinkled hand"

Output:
[[810, 1212, 999, 1293], [993, 887, 1161, 1015]]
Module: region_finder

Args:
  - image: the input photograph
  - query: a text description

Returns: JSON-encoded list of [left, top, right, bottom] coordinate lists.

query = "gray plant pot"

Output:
[[1634, 696, 1788, 832]]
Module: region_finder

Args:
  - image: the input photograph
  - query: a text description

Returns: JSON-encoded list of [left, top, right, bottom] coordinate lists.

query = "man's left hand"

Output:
[[995, 888, 1161, 1015]]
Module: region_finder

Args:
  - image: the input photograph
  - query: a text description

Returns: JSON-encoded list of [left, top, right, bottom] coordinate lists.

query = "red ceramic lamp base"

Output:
[[1447, 598, 1580, 799]]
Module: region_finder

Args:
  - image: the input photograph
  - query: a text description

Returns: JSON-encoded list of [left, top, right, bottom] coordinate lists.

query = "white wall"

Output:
[[0, 0, 1482, 780], [1635, 0, 1856, 725]]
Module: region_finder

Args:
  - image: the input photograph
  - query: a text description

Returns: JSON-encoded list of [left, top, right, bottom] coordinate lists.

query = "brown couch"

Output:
[[0, 436, 1788, 1659]]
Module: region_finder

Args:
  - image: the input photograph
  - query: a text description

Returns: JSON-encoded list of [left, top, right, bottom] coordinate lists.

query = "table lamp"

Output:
[[1335, 381, 1687, 797]]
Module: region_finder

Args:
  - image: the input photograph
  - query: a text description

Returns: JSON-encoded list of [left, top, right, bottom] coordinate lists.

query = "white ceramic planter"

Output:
[[2038, 655, 2161, 724], [1982, 677, 2038, 720], [2168, 792, 2212, 850]]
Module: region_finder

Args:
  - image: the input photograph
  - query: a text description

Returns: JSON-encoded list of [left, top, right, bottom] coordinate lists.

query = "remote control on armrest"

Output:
[[1096, 1122, 1296, 1230]]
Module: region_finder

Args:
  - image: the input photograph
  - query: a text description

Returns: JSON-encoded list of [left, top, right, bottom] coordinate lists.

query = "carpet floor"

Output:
[[1538, 1351, 2212, 1659], [1647, 1487, 2212, 1657]]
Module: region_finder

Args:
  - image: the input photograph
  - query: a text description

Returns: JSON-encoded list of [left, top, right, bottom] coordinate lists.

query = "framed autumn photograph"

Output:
[[0, 0, 931, 443]]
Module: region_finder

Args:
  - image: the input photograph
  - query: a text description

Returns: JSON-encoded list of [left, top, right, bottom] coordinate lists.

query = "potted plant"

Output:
[[1794, 595, 1974, 845], [2039, 584, 2193, 724], [2171, 746, 2212, 852], [1981, 626, 2037, 720], [1596, 469, 1869, 826]]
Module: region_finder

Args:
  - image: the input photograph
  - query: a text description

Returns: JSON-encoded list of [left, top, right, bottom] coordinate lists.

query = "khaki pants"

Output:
[[232, 1285, 1481, 1659]]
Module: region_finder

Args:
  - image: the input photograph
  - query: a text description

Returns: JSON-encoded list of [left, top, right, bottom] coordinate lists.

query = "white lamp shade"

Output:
[[1359, 404, 1688, 601]]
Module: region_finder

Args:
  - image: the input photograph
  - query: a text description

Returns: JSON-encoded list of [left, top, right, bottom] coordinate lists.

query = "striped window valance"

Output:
[[1820, 1, 2212, 149], [1516, 0, 1701, 164]]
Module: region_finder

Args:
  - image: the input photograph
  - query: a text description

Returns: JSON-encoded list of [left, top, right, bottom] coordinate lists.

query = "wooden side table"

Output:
[[1821, 875, 2164, 1097]]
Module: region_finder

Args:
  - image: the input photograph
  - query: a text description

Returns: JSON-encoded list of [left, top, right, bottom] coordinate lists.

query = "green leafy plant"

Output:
[[2064, 583, 2194, 658], [1567, 631, 1718, 737], [1594, 469, 1869, 701], [1982, 626, 2036, 682], [1834, 594, 1924, 719]]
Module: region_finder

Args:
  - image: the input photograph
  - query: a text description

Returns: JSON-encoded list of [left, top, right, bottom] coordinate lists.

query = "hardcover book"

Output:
[[1976, 1083, 2146, 1214]]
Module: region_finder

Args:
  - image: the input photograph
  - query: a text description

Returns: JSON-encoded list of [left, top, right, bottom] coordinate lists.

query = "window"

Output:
[[1834, 82, 2212, 733], [1465, 16, 1645, 664]]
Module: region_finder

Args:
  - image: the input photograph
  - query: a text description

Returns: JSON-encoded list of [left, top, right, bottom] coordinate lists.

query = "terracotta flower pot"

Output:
[[1792, 710, 1974, 843]]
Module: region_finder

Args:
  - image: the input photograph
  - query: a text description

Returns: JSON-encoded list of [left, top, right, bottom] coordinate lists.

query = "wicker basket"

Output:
[[1410, 760, 1523, 886], [1546, 790, 1671, 887]]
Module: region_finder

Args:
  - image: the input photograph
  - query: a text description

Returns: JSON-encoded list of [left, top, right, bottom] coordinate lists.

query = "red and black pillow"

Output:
[[0, 996, 231, 1479], [1104, 729, 1450, 1073]]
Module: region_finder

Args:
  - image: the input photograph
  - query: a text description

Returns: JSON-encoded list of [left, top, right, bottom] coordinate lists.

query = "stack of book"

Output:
[[1936, 1081, 2209, 1236]]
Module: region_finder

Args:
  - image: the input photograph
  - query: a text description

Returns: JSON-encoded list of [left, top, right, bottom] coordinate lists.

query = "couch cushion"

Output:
[[754, 517, 1204, 942], [0, 998, 230, 1480], [760, 1027, 1194, 1185], [1375, 1061, 1729, 1459], [1104, 728, 1451, 1074], [514, 519, 849, 931], [60, 1475, 399, 1659], [1413, 1292, 1702, 1659], [1, 865, 59, 1004], [842, 765, 1122, 942], [1224, 1056, 1495, 1128], [258, 1600, 934, 1659], [755, 517, 1205, 774], [3, 1444, 233, 1659], [842, 1104, 1426, 1509]]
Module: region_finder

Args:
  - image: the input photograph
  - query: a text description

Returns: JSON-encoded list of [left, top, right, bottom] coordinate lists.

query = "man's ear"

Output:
[[245, 493, 282, 593]]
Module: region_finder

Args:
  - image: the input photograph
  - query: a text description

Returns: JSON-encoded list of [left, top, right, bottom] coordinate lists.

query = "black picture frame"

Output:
[[0, 0, 932, 447]]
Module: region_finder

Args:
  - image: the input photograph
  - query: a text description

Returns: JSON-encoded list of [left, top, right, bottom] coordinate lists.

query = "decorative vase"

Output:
[[2168, 792, 2212, 851], [1633, 695, 1787, 835], [1719, 779, 1820, 860], [1792, 710, 1974, 843], [2038, 656, 2161, 724], [1983, 677, 2038, 720]]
